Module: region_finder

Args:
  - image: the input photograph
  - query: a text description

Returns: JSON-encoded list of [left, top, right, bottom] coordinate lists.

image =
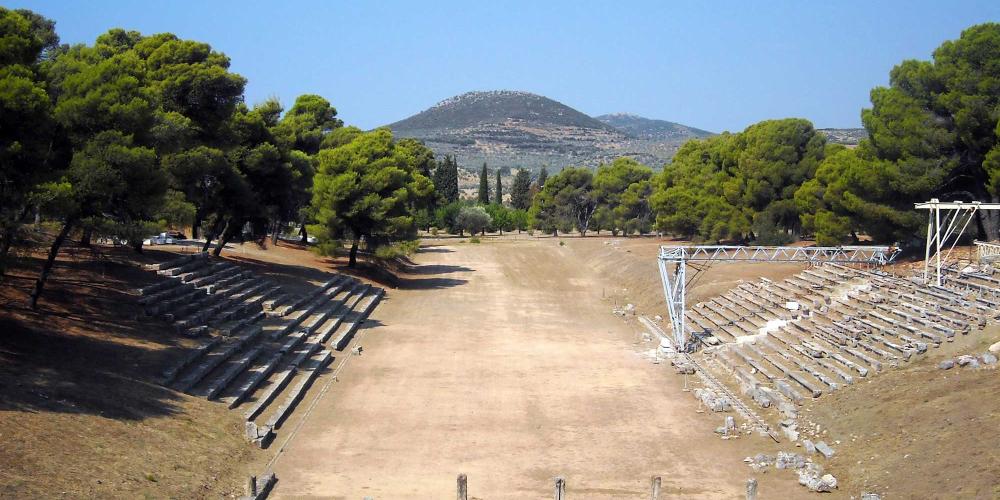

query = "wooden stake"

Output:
[[554, 476, 566, 500], [457, 473, 468, 500]]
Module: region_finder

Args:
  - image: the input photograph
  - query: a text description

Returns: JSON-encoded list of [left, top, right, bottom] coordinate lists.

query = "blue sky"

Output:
[[11, 0, 1000, 132]]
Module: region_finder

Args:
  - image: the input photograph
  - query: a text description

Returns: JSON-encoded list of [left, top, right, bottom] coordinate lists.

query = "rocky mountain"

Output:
[[595, 113, 713, 141], [385, 90, 712, 171], [817, 128, 868, 146]]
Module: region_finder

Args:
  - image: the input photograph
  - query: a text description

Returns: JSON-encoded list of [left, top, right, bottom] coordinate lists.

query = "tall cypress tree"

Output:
[[434, 155, 459, 203], [536, 166, 549, 190], [510, 168, 532, 210], [478, 162, 490, 204], [448, 156, 459, 202], [495, 169, 503, 205]]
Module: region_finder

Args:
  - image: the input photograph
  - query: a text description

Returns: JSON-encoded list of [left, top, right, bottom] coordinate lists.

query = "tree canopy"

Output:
[[796, 22, 1000, 245], [309, 128, 434, 266]]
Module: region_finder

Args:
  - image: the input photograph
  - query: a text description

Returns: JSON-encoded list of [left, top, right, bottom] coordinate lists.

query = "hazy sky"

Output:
[[11, 0, 1000, 132]]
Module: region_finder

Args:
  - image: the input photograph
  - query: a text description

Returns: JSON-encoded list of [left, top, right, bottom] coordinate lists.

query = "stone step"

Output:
[[144, 252, 207, 272], [244, 365, 297, 421], [331, 287, 383, 351], [282, 276, 345, 316], [225, 350, 284, 409], [172, 326, 265, 393], [262, 350, 333, 430], [158, 254, 211, 277], [187, 264, 240, 288], [178, 261, 230, 283], [203, 345, 266, 400], [205, 271, 254, 294], [272, 278, 351, 339], [160, 337, 223, 385], [139, 280, 194, 306]]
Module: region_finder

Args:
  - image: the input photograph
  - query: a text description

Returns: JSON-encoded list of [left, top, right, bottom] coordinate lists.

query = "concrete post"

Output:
[[554, 476, 566, 500], [458, 473, 468, 500], [746, 478, 758, 500], [650, 475, 662, 500]]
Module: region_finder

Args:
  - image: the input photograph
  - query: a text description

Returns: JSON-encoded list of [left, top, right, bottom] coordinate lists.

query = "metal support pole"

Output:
[[936, 204, 942, 286], [924, 208, 933, 284]]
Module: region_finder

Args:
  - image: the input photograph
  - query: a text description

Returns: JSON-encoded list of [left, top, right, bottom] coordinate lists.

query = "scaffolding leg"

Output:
[[658, 257, 686, 351]]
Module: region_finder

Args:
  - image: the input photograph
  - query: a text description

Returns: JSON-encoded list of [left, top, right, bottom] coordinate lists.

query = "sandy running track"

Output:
[[270, 240, 800, 499]]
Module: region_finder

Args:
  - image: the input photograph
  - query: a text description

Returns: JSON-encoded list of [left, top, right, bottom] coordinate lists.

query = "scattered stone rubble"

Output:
[[693, 387, 731, 412], [612, 303, 637, 316], [745, 452, 838, 493], [670, 358, 696, 375], [938, 352, 997, 370]]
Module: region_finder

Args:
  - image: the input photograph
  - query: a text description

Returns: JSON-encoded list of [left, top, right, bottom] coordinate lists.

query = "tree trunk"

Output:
[[202, 218, 224, 253], [348, 238, 359, 267], [0, 205, 29, 281], [0, 227, 14, 281], [212, 218, 232, 257], [80, 226, 93, 247], [982, 194, 1000, 241], [192, 208, 203, 240], [29, 218, 74, 310], [271, 219, 281, 246]]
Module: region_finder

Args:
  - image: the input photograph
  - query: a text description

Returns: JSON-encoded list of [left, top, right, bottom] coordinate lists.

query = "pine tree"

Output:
[[478, 162, 490, 204], [510, 168, 532, 210], [495, 169, 503, 205]]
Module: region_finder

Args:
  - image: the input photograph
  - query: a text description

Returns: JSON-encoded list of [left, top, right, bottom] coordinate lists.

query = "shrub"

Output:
[[374, 240, 421, 259], [469, 236, 481, 244]]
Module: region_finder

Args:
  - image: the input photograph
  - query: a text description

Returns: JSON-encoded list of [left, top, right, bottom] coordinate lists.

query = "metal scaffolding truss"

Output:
[[657, 245, 900, 351], [658, 245, 899, 264], [916, 199, 1000, 286]]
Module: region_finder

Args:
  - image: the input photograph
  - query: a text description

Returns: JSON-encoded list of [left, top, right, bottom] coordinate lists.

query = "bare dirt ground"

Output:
[[269, 237, 804, 499], [0, 241, 258, 498]]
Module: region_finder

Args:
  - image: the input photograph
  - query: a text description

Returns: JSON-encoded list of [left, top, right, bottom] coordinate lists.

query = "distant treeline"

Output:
[[523, 23, 1000, 247]]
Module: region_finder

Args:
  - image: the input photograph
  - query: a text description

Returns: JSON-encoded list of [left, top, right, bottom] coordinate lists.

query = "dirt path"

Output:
[[270, 240, 801, 499]]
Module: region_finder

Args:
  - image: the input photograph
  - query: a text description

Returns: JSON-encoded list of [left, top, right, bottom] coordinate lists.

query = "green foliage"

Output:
[[652, 118, 825, 242], [455, 205, 491, 236], [484, 203, 514, 234], [309, 128, 433, 266], [495, 169, 503, 204], [433, 201, 464, 234], [536, 166, 548, 190], [593, 157, 653, 235], [510, 208, 530, 232], [433, 154, 459, 203], [530, 166, 597, 236], [156, 189, 196, 228], [374, 239, 420, 260], [469, 236, 480, 244], [510, 168, 532, 210], [478, 162, 490, 204], [0, 7, 60, 276], [273, 94, 342, 155], [794, 23, 1000, 245]]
